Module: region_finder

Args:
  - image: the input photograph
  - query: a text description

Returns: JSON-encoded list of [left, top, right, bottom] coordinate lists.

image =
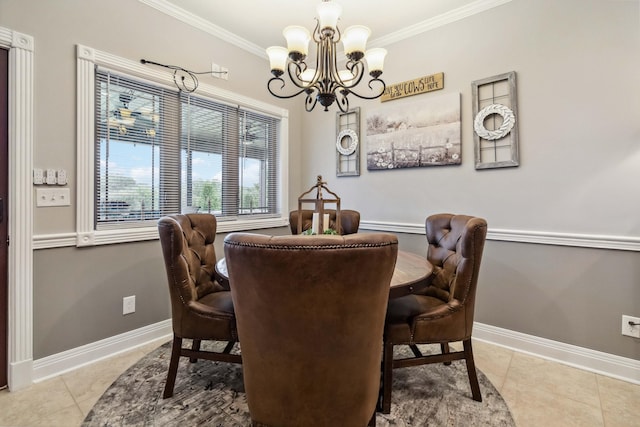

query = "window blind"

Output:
[[95, 68, 280, 229]]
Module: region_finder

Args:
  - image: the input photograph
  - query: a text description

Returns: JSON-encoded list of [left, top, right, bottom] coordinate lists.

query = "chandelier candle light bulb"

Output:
[[283, 26, 311, 61], [266, 46, 288, 75], [266, 0, 387, 112], [365, 48, 387, 78], [343, 25, 371, 61], [317, 1, 342, 31]]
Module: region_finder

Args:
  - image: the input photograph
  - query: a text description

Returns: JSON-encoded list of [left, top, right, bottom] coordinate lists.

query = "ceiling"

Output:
[[142, 0, 500, 57]]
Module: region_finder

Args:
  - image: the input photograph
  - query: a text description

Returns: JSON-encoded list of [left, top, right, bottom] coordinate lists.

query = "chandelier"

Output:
[[266, 0, 387, 112]]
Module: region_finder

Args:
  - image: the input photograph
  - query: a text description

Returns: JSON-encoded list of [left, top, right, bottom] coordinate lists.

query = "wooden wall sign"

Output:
[[380, 72, 444, 102]]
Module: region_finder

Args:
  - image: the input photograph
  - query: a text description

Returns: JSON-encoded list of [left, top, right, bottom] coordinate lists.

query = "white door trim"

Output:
[[0, 26, 34, 391]]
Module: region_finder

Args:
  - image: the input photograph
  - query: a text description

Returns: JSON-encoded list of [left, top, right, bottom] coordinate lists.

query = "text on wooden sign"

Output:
[[381, 72, 444, 102]]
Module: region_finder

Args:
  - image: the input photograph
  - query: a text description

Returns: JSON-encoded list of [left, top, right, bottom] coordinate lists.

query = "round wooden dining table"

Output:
[[215, 250, 433, 299]]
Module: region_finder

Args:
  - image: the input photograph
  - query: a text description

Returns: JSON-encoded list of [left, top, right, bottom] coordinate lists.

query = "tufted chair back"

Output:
[[157, 213, 241, 398], [380, 213, 487, 413], [423, 213, 488, 332], [289, 209, 360, 235], [224, 232, 398, 427]]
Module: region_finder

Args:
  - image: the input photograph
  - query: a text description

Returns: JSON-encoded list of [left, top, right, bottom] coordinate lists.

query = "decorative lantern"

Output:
[[297, 175, 341, 234]]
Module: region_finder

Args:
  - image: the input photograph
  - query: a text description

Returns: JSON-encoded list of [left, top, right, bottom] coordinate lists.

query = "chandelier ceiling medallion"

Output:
[[266, 0, 387, 112]]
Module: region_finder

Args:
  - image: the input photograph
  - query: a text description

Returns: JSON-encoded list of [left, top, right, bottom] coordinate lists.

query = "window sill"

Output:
[[75, 217, 289, 247]]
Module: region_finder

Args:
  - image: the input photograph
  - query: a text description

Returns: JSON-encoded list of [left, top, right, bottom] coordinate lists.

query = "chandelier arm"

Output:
[[305, 91, 319, 112], [267, 76, 311, 100], [329, 39, 346, 93], [311, 18, 322, 44], [336, 91, 350, 113], [324, 38, 338, 92], [285, 61, 315, 90], [338, 61, 366, 90], [332, 24, 342, 43], [342, 78, 387, 100]]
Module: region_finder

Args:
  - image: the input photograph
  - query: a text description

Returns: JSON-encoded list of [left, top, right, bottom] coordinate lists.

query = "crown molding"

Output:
[[138, 0, 266, 58], [370, 0, 513, 48], [138, 0, 513, 58]]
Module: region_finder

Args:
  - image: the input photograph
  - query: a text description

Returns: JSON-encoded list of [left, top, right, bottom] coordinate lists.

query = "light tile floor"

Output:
[[0, 338, 638, 426]]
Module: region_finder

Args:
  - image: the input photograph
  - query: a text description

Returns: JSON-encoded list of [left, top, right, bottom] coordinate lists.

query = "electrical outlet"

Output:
[[211, 62, 221, 77], [211, 62, 228, 80], [621, 315, 640, 338], [35, 188, 71, 207], [123, 295, 136, 315]]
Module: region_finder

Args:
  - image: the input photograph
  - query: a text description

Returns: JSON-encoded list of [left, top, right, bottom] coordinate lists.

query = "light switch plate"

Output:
[[33, 168, 44, 185], [36, 188, 71, 207], [57, 169, 67, 185], [45, 169, 57, 185]]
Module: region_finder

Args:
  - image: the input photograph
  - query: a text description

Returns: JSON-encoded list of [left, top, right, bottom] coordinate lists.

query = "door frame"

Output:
[[0, 28, 35, 391], [0, 44, 8, 389]]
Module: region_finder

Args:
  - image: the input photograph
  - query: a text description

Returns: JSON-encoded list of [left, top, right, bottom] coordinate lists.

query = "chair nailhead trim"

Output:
[[224, 240, 397, 251]]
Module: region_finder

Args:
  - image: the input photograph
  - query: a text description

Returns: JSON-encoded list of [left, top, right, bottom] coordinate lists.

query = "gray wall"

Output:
[[33, 227, 291, 359], [33, 241, 168, 359], [297, 0, 640, 360], [300, 0, 640, 234], [2, 0, 639, 362], [0, 0, 305, 359]]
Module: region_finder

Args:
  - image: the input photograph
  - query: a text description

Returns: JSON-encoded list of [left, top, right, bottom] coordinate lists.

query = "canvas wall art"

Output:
[[366, 92, 461, 170]]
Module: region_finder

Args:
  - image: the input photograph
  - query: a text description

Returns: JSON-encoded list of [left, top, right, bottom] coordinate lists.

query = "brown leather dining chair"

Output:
[[380, 213, 488, 413], [157, 213, 242, 399], [224, 232, 398, 427], [289, 209, 360, 235]]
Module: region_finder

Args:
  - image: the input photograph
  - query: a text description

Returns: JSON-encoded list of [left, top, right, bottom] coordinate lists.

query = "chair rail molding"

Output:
[[359, 220, 640, 252], [33, 221, 640, 252], [1, 26, 35, 391]]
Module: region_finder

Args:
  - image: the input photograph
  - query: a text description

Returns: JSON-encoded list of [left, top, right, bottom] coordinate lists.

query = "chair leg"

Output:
[[463, 339, 482, 402], [190, 339, 201, 363], [380, 341, 394, 414], [222, 340, 235, 354], [163, 336, 182, 399], [368, 410, 377, 427], [441, 342, 452, 366], [409, 344, 423, 357]]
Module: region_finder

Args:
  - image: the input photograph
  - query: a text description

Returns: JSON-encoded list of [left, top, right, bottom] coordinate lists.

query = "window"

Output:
[[77, 45, 288, 246]]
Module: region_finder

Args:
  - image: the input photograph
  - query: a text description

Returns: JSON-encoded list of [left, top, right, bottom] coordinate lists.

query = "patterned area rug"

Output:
[[83, 341, 514, 426]]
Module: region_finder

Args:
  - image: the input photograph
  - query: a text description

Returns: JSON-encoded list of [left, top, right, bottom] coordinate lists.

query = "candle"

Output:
[[312, 212, 319, 234], [323, 213, 330, 232]]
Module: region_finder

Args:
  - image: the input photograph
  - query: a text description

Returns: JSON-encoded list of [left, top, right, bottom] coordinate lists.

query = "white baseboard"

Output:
[[8, 358, 33, 391], [32, 319, 172, 383], [28, 319, 639, 388], [473, 322, 640, 385]]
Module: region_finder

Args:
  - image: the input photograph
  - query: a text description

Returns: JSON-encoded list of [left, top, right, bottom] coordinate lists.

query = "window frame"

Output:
[[76, 44, 289, 246]]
